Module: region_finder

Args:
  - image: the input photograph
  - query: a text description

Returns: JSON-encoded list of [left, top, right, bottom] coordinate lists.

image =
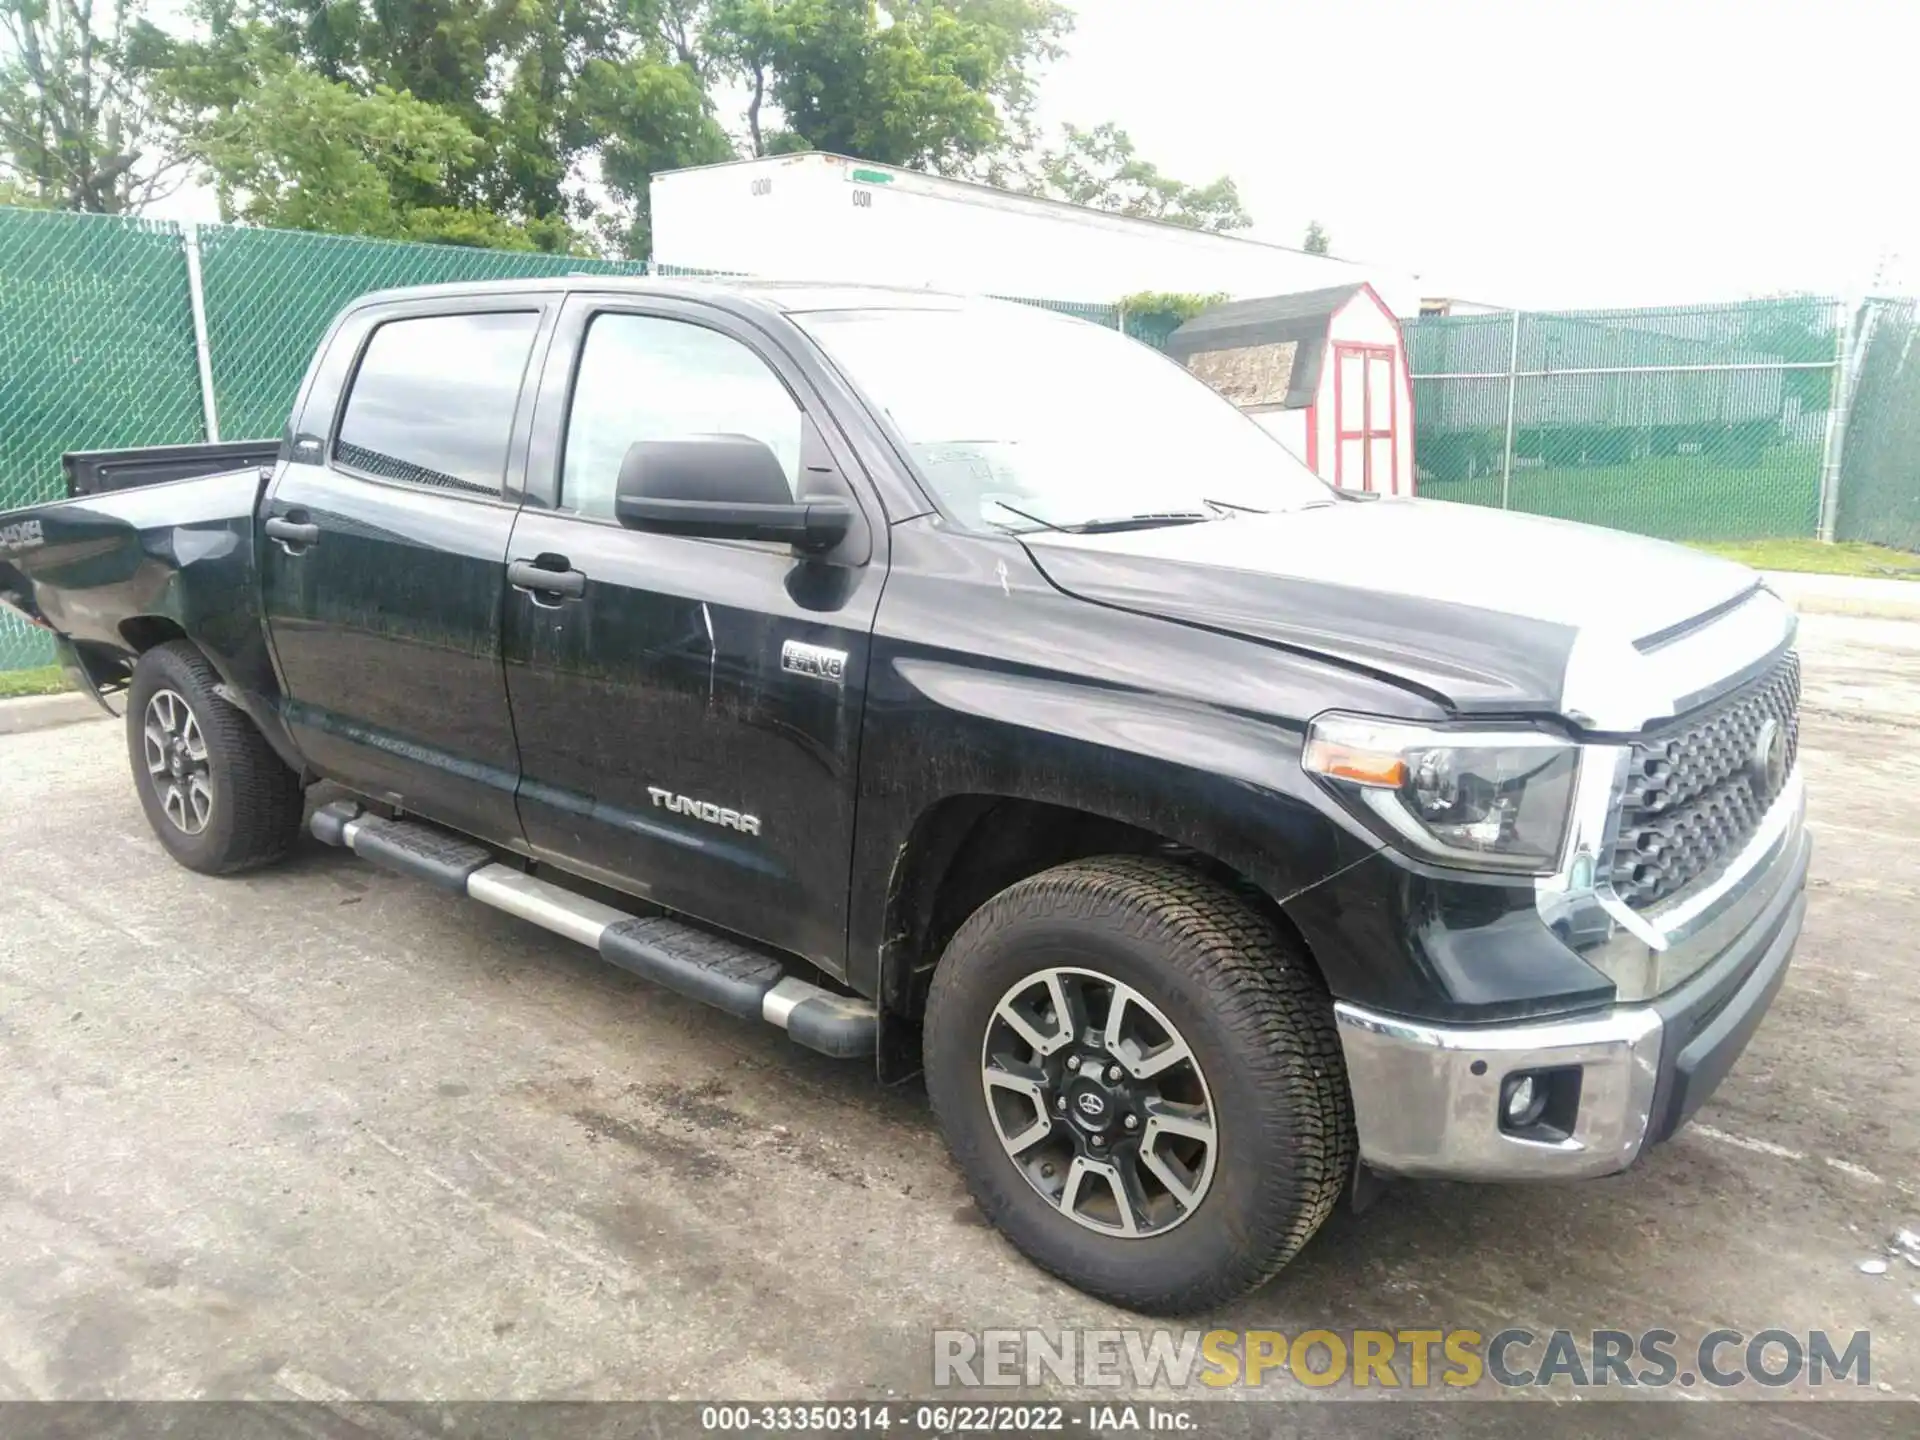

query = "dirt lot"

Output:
[[0, 613, 1915, 1418]]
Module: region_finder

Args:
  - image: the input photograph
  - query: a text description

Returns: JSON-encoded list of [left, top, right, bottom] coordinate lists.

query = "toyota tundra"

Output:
[[0, 279, 1808, 1313]]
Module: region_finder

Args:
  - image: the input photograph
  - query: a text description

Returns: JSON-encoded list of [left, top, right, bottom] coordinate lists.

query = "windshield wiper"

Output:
[[981, 498, 1062, 533], [1202, 497, 1268, 516], [1064, 511, 1213, 534], [986, 501, 1220, 536]]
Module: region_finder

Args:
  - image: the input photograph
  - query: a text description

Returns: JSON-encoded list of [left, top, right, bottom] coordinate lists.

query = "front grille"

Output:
[[1610, 652, 1800, 910]]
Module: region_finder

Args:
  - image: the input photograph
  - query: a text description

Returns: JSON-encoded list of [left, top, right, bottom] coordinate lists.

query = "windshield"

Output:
[[794, 304, 1334, 532]]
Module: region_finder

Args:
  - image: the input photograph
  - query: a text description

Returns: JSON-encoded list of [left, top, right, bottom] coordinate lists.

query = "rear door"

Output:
[[502, 295, 885, 974], [261, 297, 551, 846]]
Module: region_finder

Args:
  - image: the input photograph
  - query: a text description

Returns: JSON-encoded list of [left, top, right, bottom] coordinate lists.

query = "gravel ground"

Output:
[[0, 612, 1915, 1423]]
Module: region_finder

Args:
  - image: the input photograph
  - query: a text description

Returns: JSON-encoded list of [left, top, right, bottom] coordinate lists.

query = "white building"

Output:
[[650, 152, 1424, 316]]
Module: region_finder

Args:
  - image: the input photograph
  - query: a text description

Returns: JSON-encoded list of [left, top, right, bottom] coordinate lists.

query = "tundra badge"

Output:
[[647, 788, 761, 836]]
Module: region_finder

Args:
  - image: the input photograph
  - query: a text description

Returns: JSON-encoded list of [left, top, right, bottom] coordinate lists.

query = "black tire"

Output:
[[924, 856, 1354, 1314], [126, 641, 305, 875]]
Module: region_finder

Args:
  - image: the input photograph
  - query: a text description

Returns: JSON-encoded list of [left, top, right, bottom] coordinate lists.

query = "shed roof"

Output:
[[1168, 284, 1375, 410], [1164, 284, 1369, 356]]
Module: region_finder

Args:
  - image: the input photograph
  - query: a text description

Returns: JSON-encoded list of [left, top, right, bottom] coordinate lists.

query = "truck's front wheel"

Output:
[[924, 856, 1354, 1314], [127, 642, 304, 875]]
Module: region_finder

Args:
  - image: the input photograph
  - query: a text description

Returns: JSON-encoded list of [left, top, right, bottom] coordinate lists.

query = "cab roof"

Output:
[[348, 274, 989, 318]]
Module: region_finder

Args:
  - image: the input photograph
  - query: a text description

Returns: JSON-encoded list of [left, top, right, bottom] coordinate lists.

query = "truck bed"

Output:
[[0, 464, 276, 705], [63, 440, 280, 497]]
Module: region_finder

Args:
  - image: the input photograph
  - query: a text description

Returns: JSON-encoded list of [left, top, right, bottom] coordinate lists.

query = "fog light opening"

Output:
[[1503, 1073, 1547, 1128], [1498, 1066, 1583, 1141]]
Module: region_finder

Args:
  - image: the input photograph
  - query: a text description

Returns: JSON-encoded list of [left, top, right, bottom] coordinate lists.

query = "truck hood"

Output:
[[1022, 497, 1781, 728]]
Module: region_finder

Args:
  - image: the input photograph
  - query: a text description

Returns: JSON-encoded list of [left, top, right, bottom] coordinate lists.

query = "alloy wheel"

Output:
[[981, 966, 1218, 1237], [142, 689, 213, 836]]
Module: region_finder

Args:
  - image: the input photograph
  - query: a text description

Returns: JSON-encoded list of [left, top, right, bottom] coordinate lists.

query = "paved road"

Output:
[[0, 613, 1915, 1413]]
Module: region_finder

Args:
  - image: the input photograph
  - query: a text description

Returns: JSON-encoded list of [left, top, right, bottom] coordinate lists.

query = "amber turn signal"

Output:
[[1302, 740, 1407, 789]]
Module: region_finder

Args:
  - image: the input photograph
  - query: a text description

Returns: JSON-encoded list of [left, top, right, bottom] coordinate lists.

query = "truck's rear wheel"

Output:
[[924, 856, 1354, 1314], [126, 642, 304, 875]]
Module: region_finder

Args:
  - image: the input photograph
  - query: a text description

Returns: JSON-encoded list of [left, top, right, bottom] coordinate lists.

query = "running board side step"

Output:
[[310, 801, 876, 1059]]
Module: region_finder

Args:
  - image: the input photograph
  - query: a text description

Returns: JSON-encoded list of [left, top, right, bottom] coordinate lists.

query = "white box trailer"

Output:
[[649, 152, 1423, 316]]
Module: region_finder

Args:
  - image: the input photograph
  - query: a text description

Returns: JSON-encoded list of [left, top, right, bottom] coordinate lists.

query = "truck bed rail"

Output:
[[62, 440, 279, 498]]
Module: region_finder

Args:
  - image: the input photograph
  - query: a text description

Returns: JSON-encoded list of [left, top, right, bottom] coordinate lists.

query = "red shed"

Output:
[[1167, 283, 1415, 496]]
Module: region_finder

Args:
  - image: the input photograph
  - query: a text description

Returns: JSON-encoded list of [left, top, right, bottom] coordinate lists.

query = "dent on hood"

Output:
[[1025, 540, 1578, 716], [1023, 500, 1769, 723]]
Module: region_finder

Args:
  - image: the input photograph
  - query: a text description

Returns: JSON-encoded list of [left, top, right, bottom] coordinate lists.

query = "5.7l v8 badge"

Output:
[[781, 639, 847, 685]]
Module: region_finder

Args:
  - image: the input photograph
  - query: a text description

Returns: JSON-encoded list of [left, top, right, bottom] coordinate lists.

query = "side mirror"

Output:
[[613, 435, 852, 553]]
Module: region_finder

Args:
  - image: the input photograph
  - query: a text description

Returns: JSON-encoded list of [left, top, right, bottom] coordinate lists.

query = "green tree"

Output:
[[241, 0, 615, 224], [1022, 121, 1250, 232], [113, 0, 1254, 264], [0, 174, 47, 206], [177, 48, 495, 241], [699, 0, 1069, 171], [152, 0, 731, 253], [1302, 219, 1329, 255], [0, 0, 188, 211], [579, 44, 735, 257]]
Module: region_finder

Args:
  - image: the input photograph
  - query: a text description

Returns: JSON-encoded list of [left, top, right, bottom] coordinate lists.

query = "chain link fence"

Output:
[[202, 228, 648, 440], [1834, 297, 1920, 552], [0, 216, 653, 668], [0, 209, 210, 668], [3, 206, 1917, 671], [1404, 299, 1844, 541]]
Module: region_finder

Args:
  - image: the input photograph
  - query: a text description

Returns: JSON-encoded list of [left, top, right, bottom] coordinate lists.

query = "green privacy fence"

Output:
[[199, 227, 651, 441], [1402, 299, 1844, 541], [0, 211, 212, 667], [1, 204, 1916, 669], [1835, 298, 1920, 552], [0, 210, 655, 668]]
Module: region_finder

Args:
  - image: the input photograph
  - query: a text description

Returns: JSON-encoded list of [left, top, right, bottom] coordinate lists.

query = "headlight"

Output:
[[1303, 713, 1579, 874]]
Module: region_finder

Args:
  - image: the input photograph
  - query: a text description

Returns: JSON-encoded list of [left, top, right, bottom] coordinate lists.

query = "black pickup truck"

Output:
[[0, 279, 1808, 1313]]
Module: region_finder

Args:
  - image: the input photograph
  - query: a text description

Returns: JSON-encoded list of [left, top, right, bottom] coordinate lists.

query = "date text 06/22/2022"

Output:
[[699, 1405, 1195, 1433]]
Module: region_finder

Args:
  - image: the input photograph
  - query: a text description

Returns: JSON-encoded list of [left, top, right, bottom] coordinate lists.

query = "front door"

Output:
[[261, 302, 545, 846], [1334, 343, 1398, 494], [502, 298, 883, 974]]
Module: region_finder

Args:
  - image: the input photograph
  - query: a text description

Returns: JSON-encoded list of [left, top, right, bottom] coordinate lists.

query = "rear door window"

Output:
[[335, 312, 541, 496]]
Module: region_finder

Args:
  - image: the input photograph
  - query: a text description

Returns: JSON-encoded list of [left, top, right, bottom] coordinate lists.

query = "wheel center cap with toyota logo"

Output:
[[1065, 1079, 1115, 1132]]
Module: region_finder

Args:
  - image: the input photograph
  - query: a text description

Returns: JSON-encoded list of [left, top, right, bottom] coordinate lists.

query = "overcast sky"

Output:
[[1039, 0, 1914, 308]]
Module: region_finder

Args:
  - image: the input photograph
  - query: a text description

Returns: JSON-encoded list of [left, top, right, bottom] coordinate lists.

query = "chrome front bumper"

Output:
[[1335, 999, 1664, 1180], [1334, 770, 1809, 1181]]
